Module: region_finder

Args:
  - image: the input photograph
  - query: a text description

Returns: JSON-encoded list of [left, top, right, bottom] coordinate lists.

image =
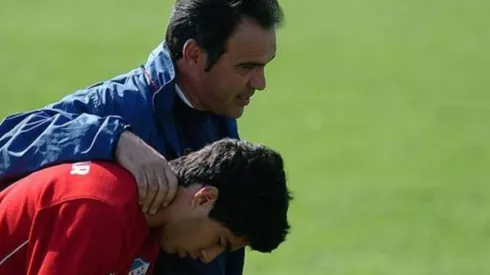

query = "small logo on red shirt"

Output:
[[129, 258, 150, 275]]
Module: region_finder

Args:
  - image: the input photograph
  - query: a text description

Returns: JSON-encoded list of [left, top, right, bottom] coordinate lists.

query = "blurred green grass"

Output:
[[1, 0, 490, 274]]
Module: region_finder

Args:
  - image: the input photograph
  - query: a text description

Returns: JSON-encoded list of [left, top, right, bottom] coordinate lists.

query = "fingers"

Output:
[[140, 172, 154, 213], [136, 173, 148, 206], [114, 131, 176, 214], [149, 169, 168, 214], [148, 163, 178, 214], [162, 165, 178, 207]]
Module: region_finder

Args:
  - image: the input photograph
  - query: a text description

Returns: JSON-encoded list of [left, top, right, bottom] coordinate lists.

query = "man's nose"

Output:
[[249, 67, 266, 91]]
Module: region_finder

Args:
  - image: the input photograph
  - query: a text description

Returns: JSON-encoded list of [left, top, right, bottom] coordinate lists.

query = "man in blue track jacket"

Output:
[[0, 0, 285, 274]]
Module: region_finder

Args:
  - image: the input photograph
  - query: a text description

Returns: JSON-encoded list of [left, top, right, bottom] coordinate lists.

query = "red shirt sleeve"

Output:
[[26, 199, 129, 275]]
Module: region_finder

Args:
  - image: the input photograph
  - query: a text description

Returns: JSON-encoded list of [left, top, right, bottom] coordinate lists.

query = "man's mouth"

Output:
[[237, 94, 253, 106]]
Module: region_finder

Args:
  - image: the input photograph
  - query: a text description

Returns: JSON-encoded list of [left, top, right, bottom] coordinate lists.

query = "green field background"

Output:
[[1, 0, 489, 274]]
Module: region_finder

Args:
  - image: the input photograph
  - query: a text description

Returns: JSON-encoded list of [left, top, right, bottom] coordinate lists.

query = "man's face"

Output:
[[197, 17, 277, 119], [157, 185, 247, 263]]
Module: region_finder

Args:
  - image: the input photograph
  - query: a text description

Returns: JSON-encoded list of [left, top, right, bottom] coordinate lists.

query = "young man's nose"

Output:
[[199, 246, 225, 263]]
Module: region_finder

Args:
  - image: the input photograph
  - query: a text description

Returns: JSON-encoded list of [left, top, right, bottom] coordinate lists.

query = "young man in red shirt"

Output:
[[0, 138, 291, 275]]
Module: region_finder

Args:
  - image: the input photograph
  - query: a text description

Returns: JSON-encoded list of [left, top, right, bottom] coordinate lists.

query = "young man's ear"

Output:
[[192, 186, 219, 208]]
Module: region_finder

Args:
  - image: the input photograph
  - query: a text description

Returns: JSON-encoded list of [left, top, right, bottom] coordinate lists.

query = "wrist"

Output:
[[114, 130, 133, 163]]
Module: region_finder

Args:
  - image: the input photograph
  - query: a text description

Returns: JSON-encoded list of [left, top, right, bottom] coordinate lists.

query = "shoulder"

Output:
[[68, 161, 133, 183], [51, 69, 153, 111], [144, 42, 176, 89], [1, 161, 143, 231], [46, 67, 156, 131], [65, 161, 138, 203], [33, 161, 139, 213], [50, 161, 148, 229]]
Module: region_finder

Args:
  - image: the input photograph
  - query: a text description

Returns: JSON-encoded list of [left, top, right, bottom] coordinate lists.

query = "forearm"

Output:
[[0, 109, 128, 180]]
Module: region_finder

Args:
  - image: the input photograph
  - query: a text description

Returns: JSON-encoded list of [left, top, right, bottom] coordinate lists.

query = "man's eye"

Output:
[[239, 65, 255, 70]]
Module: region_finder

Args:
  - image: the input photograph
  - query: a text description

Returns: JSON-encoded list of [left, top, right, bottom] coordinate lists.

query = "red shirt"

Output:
[[0, 161, 160, 275]]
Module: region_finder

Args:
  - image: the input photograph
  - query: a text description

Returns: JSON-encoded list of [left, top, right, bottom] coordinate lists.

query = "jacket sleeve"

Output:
[[0, 71, 151, 182], [0, 109, 128, 181]]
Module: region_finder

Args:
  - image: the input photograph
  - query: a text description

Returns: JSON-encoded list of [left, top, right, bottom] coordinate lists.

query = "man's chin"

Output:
[[226, 107, 245, 119]]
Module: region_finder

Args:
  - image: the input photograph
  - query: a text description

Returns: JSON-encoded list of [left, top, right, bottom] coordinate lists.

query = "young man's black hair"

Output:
[[169, 138, 292, 252], [166, 0, 284, 71]]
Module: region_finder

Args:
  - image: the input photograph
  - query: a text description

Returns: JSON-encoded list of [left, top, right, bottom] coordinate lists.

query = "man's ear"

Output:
[[182, 39, 207, 69], [192, 186, 219, 208]]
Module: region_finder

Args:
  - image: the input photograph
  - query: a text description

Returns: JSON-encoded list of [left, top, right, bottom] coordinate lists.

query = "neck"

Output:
[[143, 185, 196, 227], [144, 208, 171, 228], [175, 63, 208, 111]]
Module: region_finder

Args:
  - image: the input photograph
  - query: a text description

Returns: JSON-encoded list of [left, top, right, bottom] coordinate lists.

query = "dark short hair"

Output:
[[169, 138, 292, 253], [165, 0, 284, 71]]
